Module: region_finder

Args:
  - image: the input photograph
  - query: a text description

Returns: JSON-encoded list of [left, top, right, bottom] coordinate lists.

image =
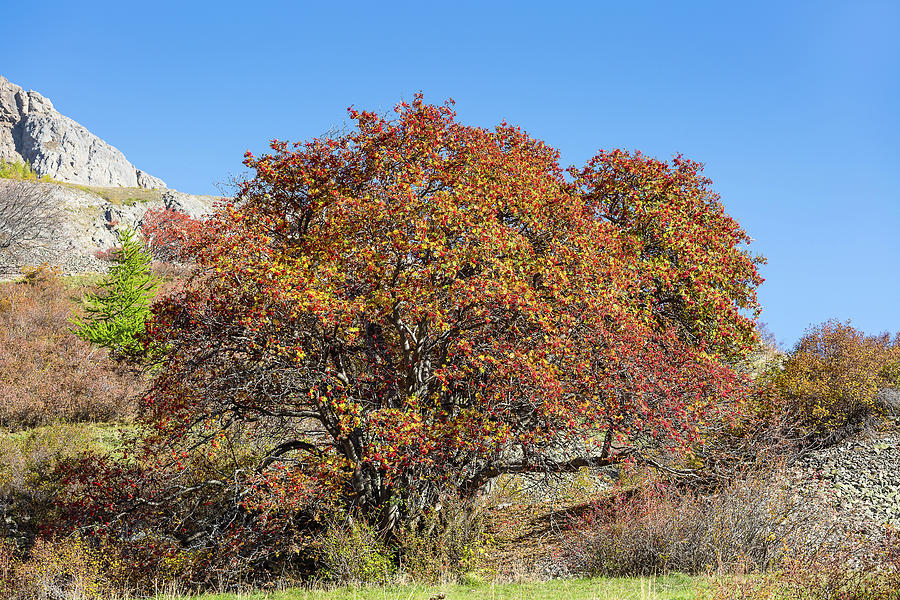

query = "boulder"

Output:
[[876, 387, 900, 416]]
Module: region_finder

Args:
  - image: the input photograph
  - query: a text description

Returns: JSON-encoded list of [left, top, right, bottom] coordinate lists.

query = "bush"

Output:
[[711, 533, 900, 600], [0, 159, 49, 182], [765, 321, 899, 445], [140, 208, 204, 262], [0, 270, 141, 429], [0, 424, 126, 553], [315, 514, 395, 585], [562, 467, 834, 577], [0, 535, 118, 600], [398, 496, 487, 583]]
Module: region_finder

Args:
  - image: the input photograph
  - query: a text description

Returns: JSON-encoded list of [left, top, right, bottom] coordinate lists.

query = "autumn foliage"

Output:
[[140, 207, 204, 262], [130, 96, 763, 547], [765, 321, 900, 440], [0, 267, 140, 429]]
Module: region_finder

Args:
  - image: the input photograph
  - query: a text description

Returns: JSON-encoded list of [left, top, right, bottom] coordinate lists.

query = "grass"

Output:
[[0, 159, 162, 204], [64, 183, 165, 206], [62, 272, 107, 287], [144, 575, 704, 600], [153, 575, 701, 600]]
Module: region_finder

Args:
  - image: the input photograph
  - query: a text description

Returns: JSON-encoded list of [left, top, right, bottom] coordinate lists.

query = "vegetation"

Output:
[[562, 468, 832, 577], [0, 178, 62, 270], [140, 207, 204, 261], [64, 184, 167, 206], [0, 159, 52, 182], [0, 266, 139, 429], [72, 227, 159, 361], [139, 96, 762, 554], [772, 321, 899, 438], [733, 321, 900, 451], [1, 98, 900, 599], [156, 575, 700, 600]]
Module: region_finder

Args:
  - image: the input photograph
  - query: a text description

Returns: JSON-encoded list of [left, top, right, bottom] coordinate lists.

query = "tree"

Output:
[[140, 207, 204, 262], [0, 180, 61, 271], [143, 97, 763, 535], [72, 227, 158, 361]]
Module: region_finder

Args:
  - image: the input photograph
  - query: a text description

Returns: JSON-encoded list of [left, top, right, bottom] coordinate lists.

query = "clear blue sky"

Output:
[[2, 1, 898, 348]]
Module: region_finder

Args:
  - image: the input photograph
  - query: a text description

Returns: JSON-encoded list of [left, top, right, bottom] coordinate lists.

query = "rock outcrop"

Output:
[[0, 75, 166, 189], [792, 418, 900, 560], [0, 180, 216, 277]]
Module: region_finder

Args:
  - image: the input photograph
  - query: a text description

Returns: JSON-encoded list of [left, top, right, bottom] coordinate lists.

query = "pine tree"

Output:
[[73, 227, 158, 361]]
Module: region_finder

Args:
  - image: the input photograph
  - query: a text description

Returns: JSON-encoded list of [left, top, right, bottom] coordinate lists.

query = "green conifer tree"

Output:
[[73, 227, 158, 361]]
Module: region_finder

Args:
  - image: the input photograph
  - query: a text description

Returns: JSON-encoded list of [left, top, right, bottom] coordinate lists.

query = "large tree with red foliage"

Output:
[[143, 97, 763, 533]]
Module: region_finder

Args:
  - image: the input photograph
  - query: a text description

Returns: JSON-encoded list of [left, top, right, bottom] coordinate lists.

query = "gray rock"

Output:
[[0, 75, 165, 189], [136, 169, 165, 190], [0, 180, 216, 278], [161, 189, 214, 218], [794, 426, 900, 557], [876, 387, 900, 416]]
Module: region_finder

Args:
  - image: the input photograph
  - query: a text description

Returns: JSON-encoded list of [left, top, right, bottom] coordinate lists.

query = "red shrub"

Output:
[[140, 208, 204, 262], [93, 247, 120, 262]]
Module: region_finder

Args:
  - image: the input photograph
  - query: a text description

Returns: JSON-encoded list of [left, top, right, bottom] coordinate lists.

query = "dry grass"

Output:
[[561, 467, 837, 577], [63, 184, 166, 206]]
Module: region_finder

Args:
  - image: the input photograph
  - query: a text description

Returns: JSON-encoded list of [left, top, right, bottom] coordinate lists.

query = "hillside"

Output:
[[0, 74, 218, 277], [0, 179, 215, 277]]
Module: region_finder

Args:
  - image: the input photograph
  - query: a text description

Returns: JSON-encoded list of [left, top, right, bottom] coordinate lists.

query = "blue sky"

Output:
[[2, 1, 898, 348]]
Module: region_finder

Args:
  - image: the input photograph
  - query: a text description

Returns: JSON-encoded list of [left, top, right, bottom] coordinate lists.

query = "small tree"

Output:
[[0, 180, 61, 271], [72, 227, 158, 361], [140, 207, 204, 262]]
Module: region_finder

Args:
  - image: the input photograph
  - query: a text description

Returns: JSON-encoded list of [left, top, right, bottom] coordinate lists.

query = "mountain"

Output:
[[0, 75, 165, 188], [0, 76, 216, 277]]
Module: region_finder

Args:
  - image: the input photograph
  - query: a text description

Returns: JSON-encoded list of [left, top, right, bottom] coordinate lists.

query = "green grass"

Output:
[[63, 272, 107, 288], [154, 575, 701, 600]]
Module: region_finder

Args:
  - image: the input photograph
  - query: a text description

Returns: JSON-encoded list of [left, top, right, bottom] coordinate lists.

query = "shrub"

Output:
[[50, 424, 328, 591], [140, 208, 203, 262], [92, 247, 117, 262], [398, 496, 487, 583], [0, 424, 122, 548], [0, 159, 49, 182], [20, 263, 61, 285], [0, 535, 118, 600], [711, 532, 900, 600], [562, 467, 834, 577], [767, 321, 899, 444], [0, 182, 62, 270], [315, 515, 396, 585], [0, 268, 141, 428]]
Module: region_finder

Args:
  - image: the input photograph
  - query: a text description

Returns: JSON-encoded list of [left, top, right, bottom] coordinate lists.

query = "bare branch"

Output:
[[0, 180, 62, 269]]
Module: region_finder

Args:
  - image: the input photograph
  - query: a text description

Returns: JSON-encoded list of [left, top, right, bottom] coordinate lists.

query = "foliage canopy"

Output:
[[769, 320, 899, 439], [141, 97, 763, 536]]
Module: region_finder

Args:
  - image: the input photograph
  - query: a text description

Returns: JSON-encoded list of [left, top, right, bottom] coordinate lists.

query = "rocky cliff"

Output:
[[0, 75, 165, 188]]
